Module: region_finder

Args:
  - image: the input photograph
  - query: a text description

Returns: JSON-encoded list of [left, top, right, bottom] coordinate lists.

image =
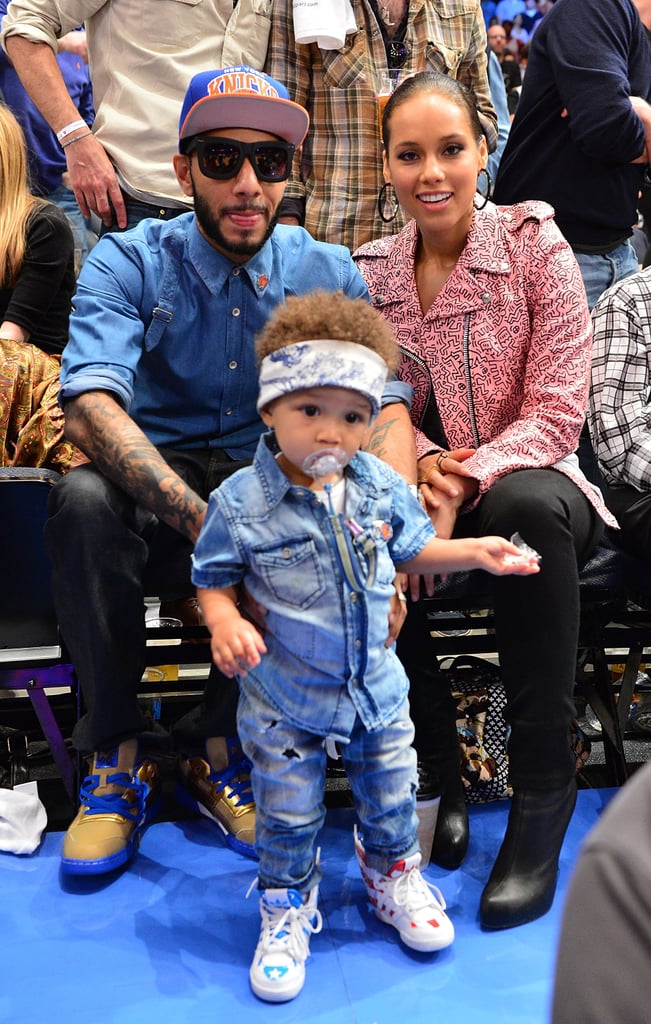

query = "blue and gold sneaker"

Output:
[[61, 739, 160, 875], [176, 737, 256, 858]]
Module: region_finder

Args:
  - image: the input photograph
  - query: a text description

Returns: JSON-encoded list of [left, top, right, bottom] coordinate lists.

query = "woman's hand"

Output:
[[406, 448, 480, 599], [418, 447, 479, 538]]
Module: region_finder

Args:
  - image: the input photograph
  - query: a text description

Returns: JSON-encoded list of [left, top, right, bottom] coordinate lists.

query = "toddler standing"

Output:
[[191, 291, 539, 1003]]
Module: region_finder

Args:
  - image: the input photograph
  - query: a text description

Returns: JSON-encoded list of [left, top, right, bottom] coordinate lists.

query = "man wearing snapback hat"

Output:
[[42, 66, 401, 879]]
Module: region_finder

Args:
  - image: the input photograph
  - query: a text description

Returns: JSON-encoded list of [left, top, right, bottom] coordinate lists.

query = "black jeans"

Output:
[[603, 483, 651, 561], [399, 469, 603, 793], [44, 448, 250, 754]]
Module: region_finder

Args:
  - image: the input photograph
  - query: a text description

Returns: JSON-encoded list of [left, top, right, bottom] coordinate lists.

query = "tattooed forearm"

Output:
[[64, 392, 207, 541], [365, 416, 397, 459], [363, 402, 418, 480]]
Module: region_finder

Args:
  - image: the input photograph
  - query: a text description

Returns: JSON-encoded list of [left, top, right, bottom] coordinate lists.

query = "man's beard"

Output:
[[193, 188, 279, 258]]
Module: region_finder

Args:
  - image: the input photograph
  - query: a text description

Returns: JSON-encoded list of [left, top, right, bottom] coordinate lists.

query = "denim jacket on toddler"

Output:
[[191, 432, 434, 739]]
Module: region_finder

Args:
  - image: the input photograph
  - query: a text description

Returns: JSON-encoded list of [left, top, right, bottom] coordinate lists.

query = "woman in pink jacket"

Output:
[[354, 70, 615, 931]]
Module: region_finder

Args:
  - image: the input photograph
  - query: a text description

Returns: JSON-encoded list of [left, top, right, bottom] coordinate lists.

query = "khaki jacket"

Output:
[[1, 0, 273, 205]]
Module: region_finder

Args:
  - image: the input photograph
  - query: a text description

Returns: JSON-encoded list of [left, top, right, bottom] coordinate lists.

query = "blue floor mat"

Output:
[[0, 786, 616, 1024]]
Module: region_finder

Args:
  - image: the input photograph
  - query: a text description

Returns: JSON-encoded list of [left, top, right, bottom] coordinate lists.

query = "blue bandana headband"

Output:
[[257, 339, 387, 418]]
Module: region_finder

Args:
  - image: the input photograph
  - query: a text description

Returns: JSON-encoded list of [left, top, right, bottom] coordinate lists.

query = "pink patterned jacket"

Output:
[[354, 200, 615, 526]]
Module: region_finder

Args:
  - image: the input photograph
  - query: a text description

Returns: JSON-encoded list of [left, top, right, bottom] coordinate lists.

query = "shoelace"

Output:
[[258, 899, 323, 962], [80, 770, 149, 821], [393, 866, 447, 916], [208, 758, 254, 807]]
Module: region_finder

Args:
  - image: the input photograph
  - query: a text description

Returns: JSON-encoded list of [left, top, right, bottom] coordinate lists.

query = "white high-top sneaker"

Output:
[[354, 826, 454, 952], [249, 886, 322, 1002]]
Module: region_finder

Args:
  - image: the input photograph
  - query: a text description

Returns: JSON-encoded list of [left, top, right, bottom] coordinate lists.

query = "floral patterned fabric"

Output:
[[0, 338, 74, 473]]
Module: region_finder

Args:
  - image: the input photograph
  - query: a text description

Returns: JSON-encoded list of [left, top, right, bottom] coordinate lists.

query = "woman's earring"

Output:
[[475, 167, 493, 210], [377, 181, 400, 223]]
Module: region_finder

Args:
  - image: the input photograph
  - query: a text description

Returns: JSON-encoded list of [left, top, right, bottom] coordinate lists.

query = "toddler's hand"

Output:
[[476, 536, 541, 576], [210, 618, 267, 678]]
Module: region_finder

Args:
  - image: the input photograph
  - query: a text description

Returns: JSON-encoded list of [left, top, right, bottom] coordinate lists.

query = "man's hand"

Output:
[[629, 96, 651, 164], [64, 391, 207, 540], [58, 29, 88, 62], [386, 575, 408, 646], [65, 134, 127, 228]]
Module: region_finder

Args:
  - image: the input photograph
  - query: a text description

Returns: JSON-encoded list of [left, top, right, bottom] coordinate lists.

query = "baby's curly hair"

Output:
[[255, 290, 400, 372]]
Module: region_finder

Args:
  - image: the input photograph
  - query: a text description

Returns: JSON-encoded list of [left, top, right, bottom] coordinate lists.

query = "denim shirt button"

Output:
[[350, 593, 358, 603], [232, 307, 241, 317], [354, 638, 362, 649], [282, 547, 291, 559]]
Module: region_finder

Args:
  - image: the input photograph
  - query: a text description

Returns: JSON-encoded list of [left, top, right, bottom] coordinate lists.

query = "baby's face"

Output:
[[260, 386, 373, 487]]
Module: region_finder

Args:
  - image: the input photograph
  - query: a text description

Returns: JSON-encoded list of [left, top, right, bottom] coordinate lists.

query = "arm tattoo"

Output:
[[365, 416, 397, 459], [66, 393, 207, 541]]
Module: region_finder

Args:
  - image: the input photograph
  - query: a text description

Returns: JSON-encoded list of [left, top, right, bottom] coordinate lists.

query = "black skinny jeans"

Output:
[[399, 469, 603, 793], [44, 448, 250, 754]]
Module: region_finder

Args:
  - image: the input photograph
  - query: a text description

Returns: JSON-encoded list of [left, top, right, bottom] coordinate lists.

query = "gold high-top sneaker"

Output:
[[177, 736, 256, 858], [61, 739, 161, 876]]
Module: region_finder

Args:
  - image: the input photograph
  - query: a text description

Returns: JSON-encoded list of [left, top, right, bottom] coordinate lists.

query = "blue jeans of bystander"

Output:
[[574, 240, 639, 310]]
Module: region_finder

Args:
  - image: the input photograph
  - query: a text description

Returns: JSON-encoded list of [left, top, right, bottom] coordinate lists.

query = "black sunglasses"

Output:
[[187, 136, 295, 183]]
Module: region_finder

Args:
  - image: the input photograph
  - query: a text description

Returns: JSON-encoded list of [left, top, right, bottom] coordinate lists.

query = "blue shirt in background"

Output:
[[0, 4, 94, 195]]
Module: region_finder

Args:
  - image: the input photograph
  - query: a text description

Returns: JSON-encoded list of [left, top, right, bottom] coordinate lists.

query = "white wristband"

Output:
[[56, 118, 87, 143]]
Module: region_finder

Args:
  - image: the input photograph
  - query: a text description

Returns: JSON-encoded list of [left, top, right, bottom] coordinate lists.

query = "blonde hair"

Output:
[[0, 103, 44, 287], [255, 290, 400, 372]]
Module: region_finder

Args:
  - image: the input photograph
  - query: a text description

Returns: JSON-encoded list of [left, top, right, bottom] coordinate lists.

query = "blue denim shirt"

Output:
[[60, 215, 375, 456], [192, 433, 436, 739]]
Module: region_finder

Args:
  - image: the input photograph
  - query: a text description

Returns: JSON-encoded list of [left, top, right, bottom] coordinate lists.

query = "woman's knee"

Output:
[[480, 470, 590, 543]]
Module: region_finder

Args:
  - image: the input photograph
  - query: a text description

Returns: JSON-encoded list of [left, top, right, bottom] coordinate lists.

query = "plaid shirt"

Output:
[[589, 268, 651, 493], [265, 0, 496, 252]]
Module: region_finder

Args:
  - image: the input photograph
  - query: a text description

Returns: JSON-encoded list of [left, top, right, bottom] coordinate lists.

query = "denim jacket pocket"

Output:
[[252, 535, 327, 609]]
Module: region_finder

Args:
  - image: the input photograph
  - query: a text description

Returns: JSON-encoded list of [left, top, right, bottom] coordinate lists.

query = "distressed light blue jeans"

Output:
[[238, 688, 419, 891]]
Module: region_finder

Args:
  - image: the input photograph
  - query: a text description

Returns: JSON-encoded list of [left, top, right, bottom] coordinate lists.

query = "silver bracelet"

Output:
[[60, 129, 92, 149]]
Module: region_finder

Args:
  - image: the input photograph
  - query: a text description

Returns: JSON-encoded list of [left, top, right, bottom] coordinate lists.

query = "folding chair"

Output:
[[0, 467, 79, 801]]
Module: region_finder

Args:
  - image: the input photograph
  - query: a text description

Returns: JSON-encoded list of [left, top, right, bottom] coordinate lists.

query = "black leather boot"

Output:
[[430, 773, 469, 870], [479, 778, 577, 930]]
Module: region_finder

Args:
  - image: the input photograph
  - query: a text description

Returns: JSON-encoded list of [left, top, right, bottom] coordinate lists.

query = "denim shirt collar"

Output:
[[186, 216, 276, 297], [254, 431, 384, 512]]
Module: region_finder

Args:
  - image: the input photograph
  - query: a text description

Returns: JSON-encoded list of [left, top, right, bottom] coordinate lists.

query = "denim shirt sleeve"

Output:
[[191, 490, 246, 590], [59, 230, 149, 409], [381, 378, 413, 409]]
